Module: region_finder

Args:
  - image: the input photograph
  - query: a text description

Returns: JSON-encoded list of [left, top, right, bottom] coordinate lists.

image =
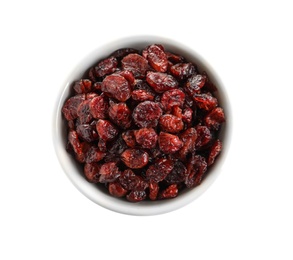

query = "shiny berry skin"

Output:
[[134, 128, 158, 149], [146, 71, 178, 93], [158, 132, 183, 154], [121, 149, 149, 169], [96, 119, 118, 141]]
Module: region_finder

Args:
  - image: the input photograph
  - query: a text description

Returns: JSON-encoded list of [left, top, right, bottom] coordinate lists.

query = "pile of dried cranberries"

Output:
[[62, 44, 225, 202]]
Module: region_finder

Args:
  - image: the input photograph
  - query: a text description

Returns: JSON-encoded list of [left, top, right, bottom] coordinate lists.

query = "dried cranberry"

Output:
[[193, 93, 218, 111], [146, 158, 174, 182], [146, 71, 178, 93], [159, 184, 178, 199], [101, 74, 131, 101], [185, 74, 206, 96], [94, 56, 118, 77], [134, 128, 158, 149], [122, 130, 137, 148], [76, 123, 98, 142], [165, 161, 187, 184], [62, 94, 85, 121], [165, 51, 185, 63], [132, 101, 162, 128], [108, 182, 128, 197], [99, 162, 120, 183], [185, 154, 207, 188], [158, 132, 183, 154], [121, 53, 148, 78], [77, 99, 92, 124], [147, 44, 168, 72], [170, 63, 195, 80], [182, 107, 193, 123], [121, 149, 149, 169], [85, 146, 106, 163], [89, 94, 109, 119], [96, 119, 118, 141], [159, 114, 184, 134], [119, 169, 147, 191], [132, 89, 155, 101], [84, 163, 101, 183], [178, 128, 197, 159], [161, 89, 185, 111], [126, 190, 146, 202], [195, 126, 212, 148], [205, 107, 225, 130], [73, 79, 92, 94], [208, 139, 222, 166], [110, 48, 139, 59], [108, 102, 132, 129], [149, 180, 159, 200]]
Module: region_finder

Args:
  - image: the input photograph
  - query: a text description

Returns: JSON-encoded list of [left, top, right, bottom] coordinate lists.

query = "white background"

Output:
[[1, 0, 292, 259]]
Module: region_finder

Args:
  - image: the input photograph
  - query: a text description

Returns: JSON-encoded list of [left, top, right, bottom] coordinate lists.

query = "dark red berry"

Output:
[[146, 71, 178, 93], [159, 114, 184, 134], [96, 119, 118, 141], [94, 56, 118, 78], [149, 180, 159, 200], [121, 149, 149, 169], [170, 63, 195, 80], [132, 101, 162, 128], [146, 158, 174, 182], [134, 128, 158, 149], [158, 132, 183, 154], [73, 79, 92, 94], [185, 74, 206, 96], [161, 89, 185, 112], [159, 184, 178, 199], [62, 94, 86, 121], [193, 93, 218, 111], [121, 53, 148, 78], [205, 107, 225, 130], [108, 102, 132, 129], [108, 182, 128, 197], [147, 44, 168, 72], [84, 163, 101, 183], [99, 162, 120, 183], [122, 130, 137, 148], [126, 190, 146, 202], [208, 139, 222, 166], [89, 94, 109, 119]]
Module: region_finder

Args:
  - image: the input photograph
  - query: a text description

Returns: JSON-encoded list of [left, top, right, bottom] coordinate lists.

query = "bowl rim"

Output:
[[52, 35, 232, 216]]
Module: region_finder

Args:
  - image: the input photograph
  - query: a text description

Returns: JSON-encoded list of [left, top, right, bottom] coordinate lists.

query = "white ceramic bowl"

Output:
[[52, 35, 232, 216]]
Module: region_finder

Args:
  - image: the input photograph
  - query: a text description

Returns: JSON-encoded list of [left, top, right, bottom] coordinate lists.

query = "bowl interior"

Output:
[[53, 35, 231, 216]]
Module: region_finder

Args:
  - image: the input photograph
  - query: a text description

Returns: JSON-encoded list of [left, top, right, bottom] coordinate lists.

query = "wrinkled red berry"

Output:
[[77, 99, 92, 124], [126, 190, 146, 202], [158, 132, 183, 154], [185, 154, 207, 188], [108, 182, 128, 197], [149, 180, 159, 200], [110, 48, 139, 59], [84, 163, 101, 183], [62, 94, 86, 120], [208, 139, 222, 166], [147, 44, 168, 72], [165, 161, 187, 184], [121, 149, 149, 169], [205, 107, 225, 130], [73, 79, 92, 94], [89, 94, 109, 119], [134, 128, 158, 149], [76, 123, 98, 142], [179, 128, 197, 159], [182, 107, 193, 123], [121, 53, 148, 78], [94, 56, 118, 78], [101, 74, 131, 101], [122, 130, 136, 148], [159, 184, 178, 199], [146, 158, 174, 182], [165, 51, 185, 63], [133, 101, 162, 128], [96, 119, 118, 141], [132, 89, 155, 101], [119, 169, 148, 191], [85, 146, 106, 163], [193, 93, 218, 111], [159, 114, 184, 134], [161, 89, 185, 111], [108, 102, 132, 129], [170, 63, 195, 80], [146, 71, 178, 93], [185, 74, 206, 96], [99, 162, 120, 183], [195, 125, 212, 148]]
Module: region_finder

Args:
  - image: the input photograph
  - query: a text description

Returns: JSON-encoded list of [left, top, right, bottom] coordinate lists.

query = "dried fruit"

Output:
[[146, 158, 174, 182], [134, 128, 158, 149], [158, 132, 183, 154], [96, 119, 118, 141], [108, 102, 132, 129], [133, 101, 162, 128], [208, 139, 222, 166], [121, 53, 148, 78], [94, 56, 118, 78], [121, 149, 149, 169], [146, 71, 178, 93], [205, 107, 225, 130], [161, 89, 185, 111], [73, 79, 92, 94], [146, 44, 168, 72], [159, 114, 184, 133], [62, 44, 225, 202], [101, 74, 131, 101]]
